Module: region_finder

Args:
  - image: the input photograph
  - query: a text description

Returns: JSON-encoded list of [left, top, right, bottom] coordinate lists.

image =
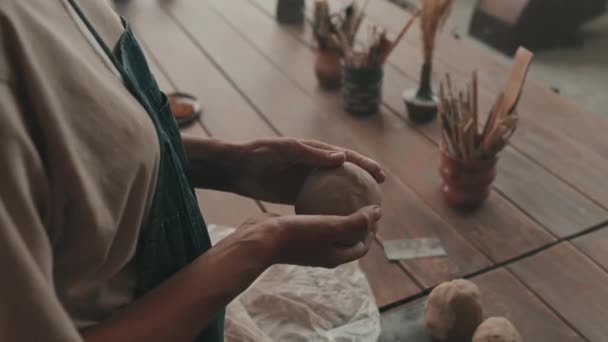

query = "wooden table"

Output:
[[118, 0, 608, 340]]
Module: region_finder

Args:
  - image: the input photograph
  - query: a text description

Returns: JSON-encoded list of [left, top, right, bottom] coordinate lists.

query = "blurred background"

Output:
[[393, 0, 608, 115]]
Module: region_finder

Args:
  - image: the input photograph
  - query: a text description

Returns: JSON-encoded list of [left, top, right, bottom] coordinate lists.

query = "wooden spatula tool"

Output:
[[498, 47, 534, 117]]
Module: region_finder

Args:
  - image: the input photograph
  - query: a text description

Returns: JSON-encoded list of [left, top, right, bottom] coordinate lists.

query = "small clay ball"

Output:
[[472, 317, 523, 342], [424, 279, 484, 342], [294, 162, 382, 245]]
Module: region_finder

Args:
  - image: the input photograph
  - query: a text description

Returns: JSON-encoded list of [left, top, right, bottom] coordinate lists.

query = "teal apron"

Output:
[[66, 1, 224, 340]]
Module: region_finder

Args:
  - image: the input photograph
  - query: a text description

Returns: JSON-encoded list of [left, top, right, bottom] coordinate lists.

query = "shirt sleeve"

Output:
[[0, 82, 83, 341]]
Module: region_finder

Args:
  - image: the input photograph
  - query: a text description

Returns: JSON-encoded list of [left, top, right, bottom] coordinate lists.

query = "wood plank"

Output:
[[406, 62, 608, 210], [509, 243, 608, 341], [383, 76, 608, 237], [274, 0, 607, 160], [245, 0, 608, 238], [215, 0, 556, 260], [362, 0, 608, 159], [493, 148, 606, 237], [138, 5, 288, 223], [124, 2, 422, 304], [408, 63, 608, 213], [287, 0, 608, 213], [473, 268, 584, 342], [167, 0, 492, 288], [505, 123, 608, 207], [125, 4, 277, 142], [362, 1, 608, 209], [141, 45, 174, 92], [572, 227, 608, 270], [379, 268, 585, 342], [210, 0, 556, 261], [363, 241, 422, 309], [377, 170, 491, 285], [344, 2, 608, 233]]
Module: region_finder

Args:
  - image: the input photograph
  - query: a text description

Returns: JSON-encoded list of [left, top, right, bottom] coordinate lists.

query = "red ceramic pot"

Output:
[[314, 49, 342, 90], [439, 149, 498, 209]]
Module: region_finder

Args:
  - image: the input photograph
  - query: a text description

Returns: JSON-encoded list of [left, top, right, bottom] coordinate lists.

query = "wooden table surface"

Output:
[[118, 0, 608, 340]]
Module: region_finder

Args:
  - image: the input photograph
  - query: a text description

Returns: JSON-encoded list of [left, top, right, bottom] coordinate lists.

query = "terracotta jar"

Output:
[[314, 49, 342, 90], [439, 149, 497, 209]]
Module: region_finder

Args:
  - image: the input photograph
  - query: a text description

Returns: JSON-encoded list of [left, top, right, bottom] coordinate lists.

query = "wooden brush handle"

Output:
[[500, 47, 534, 116]]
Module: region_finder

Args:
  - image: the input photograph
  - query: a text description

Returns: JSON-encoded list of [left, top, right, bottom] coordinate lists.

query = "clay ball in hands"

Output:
[[294, 162, 382, 246], [424, 279, 484, 342], [473, 317, 523, 342]]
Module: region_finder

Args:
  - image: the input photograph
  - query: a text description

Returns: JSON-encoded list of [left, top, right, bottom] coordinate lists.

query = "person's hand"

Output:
[[235, 205, 382, 268], [232, 138, 386, 204]]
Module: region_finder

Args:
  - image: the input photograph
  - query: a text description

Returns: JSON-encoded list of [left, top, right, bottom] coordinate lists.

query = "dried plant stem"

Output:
[[420, 0, 453, 63]]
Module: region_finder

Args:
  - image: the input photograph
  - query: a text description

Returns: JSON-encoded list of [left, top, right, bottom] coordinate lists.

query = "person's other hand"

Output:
[[233, 138, 385, 204], [235, 205, 382, 268]]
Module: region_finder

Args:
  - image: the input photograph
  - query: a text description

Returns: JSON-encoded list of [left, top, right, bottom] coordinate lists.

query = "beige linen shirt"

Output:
[[0, 0, 160, 340]]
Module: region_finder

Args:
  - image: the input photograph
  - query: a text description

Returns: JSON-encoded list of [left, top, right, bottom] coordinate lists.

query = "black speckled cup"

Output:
[[276, 0, 305, 24], [342, 63, 384, 117]]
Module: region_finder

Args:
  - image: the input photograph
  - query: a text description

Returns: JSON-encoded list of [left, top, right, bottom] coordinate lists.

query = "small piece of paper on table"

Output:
[[382, 238, 447, 261]]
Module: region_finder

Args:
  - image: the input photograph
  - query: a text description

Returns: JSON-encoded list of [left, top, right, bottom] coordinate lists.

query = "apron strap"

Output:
[[65, 0, 124, 75], [64, 0, 162, 129]]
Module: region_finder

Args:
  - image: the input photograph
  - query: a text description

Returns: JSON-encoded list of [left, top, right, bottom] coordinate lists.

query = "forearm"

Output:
[[83, 232, 271, 342], [181, 134, 244, 192]]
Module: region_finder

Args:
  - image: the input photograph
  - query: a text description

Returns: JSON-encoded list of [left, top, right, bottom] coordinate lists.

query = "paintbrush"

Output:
[[352, 0, 371, 34], [498, 47, 534, 117], [381, 8, 420, 63], [438, 60, 528, 161], [438, 47, 532, 162]]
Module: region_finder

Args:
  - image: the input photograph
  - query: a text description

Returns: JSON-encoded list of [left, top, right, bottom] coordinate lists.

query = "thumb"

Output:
[[331, 226, 376, 265], [332, 205, 382, 242]]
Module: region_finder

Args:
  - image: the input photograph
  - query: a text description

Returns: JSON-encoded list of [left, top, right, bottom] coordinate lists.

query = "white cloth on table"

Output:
[[207, 224, 381, 342]]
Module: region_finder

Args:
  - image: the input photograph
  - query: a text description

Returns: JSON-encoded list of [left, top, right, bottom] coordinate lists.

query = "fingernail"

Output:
[[330, 152, 345, 159]]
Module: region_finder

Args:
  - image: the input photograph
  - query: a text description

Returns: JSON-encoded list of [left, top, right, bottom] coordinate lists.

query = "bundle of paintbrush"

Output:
[[439, 71, 520, 161], [313, 0, 337, 50], [335, 24, 391, 68], [313, 0, 365, 51], [438, 47, 534, 161], [330, 6, 419, 68], [439, 71, 500, 161]]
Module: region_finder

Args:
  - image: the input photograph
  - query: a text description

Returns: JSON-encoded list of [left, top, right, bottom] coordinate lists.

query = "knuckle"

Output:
[[351, 211, 370, 227], [241, 216, 257, 226], [263, 217, 283, 233], [286, 138, 300, 147], [328, 217, 343, 231], [286, 138, 303, 153], [328, 218, 356, 238]]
